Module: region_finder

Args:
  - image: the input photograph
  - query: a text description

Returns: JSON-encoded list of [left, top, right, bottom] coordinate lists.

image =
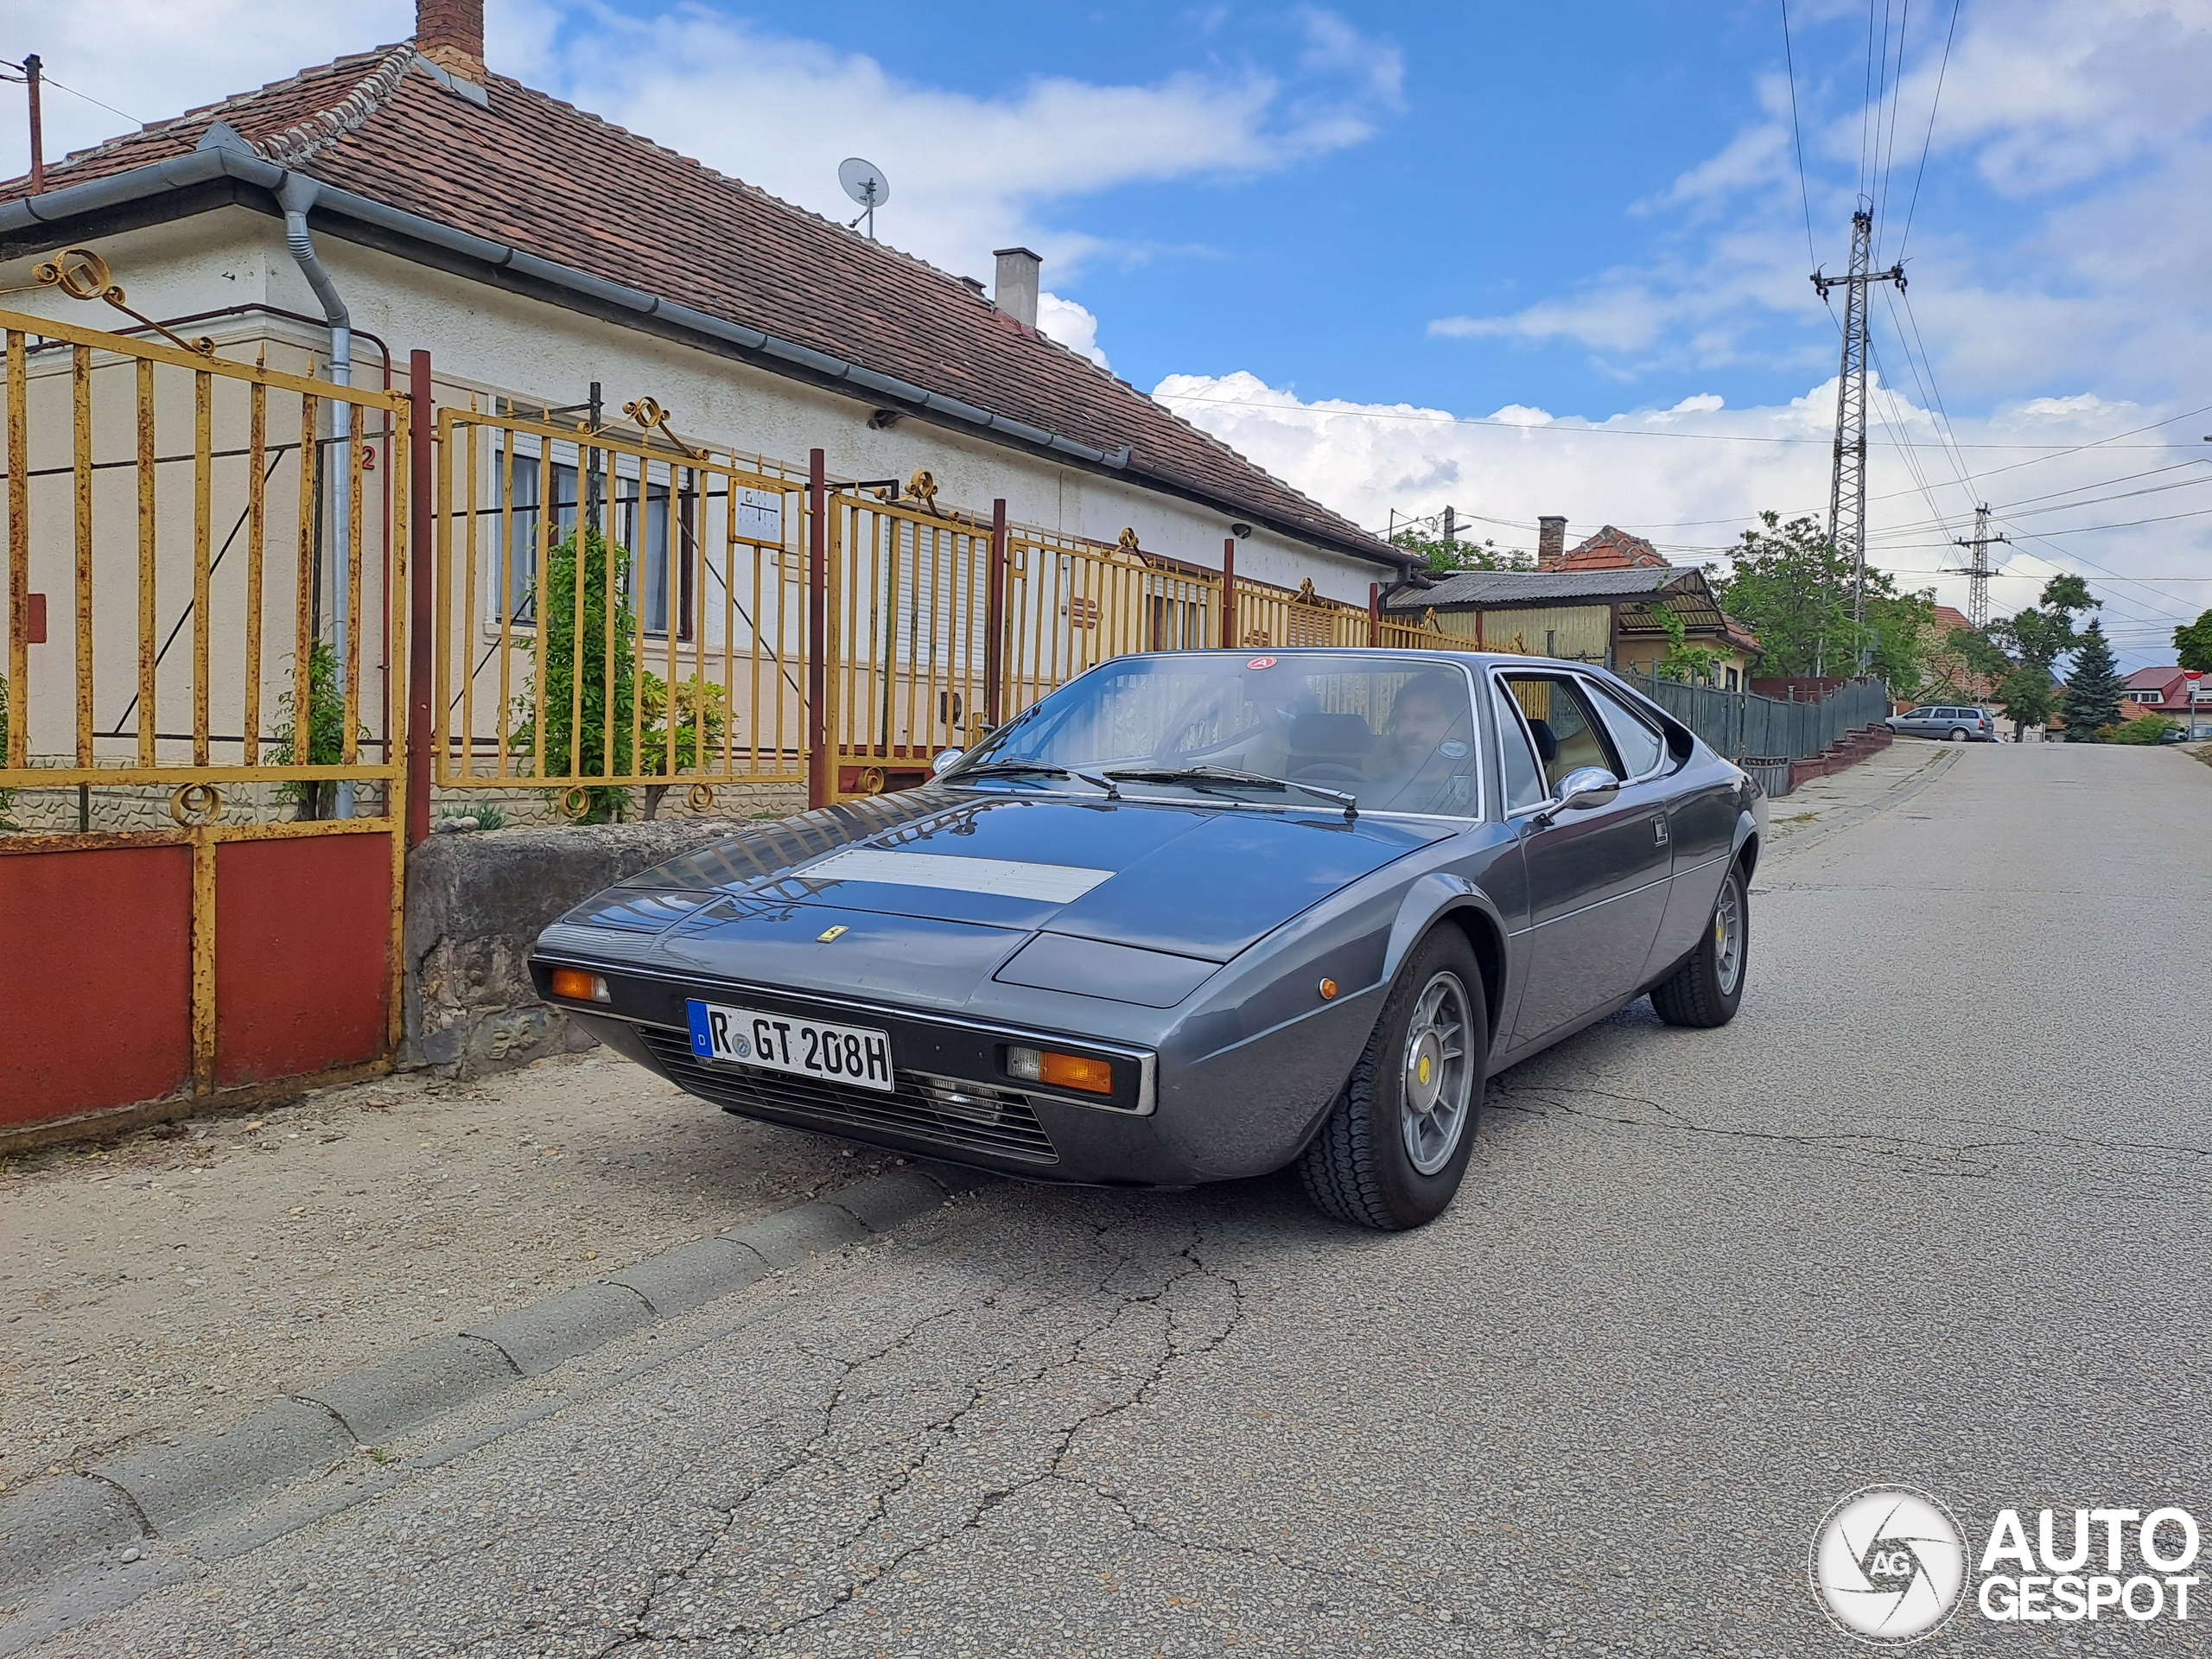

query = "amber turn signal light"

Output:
[[549, 968, 610, 1004], [1006, 1045, 1114, 1096]]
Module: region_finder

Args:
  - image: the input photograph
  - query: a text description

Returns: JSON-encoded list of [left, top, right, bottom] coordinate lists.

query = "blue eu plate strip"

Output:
[[686, 999, 714, 1058]]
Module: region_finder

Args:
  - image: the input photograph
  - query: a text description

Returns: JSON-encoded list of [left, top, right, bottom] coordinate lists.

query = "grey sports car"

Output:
[[531, 650, 1764, 1230]]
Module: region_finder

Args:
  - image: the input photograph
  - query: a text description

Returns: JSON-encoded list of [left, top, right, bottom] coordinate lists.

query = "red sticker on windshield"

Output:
[[1246, 656, 1277, 670]]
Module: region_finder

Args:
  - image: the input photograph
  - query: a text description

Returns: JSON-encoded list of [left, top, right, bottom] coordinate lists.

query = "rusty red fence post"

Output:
[[1220, 537, 1236, 649], [806, 448, 830, 810], [985, 499, 1007, 730], [1368, 582, 1381, 646], [406, 349, 435, 849]]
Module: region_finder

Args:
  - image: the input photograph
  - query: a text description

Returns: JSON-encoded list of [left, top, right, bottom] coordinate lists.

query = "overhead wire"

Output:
[[1778, 0, 1821, 270], [1894, 0, 1961, 263]]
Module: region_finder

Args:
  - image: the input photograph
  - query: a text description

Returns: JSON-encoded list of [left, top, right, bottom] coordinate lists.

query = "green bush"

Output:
[[2107, 715, 2174, 746], [510, 526, 639, 824], [265, 639, 368, 817]]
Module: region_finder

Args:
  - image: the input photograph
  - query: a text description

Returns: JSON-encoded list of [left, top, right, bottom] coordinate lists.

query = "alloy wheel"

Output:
[[1400, 971, 1476, 1175]]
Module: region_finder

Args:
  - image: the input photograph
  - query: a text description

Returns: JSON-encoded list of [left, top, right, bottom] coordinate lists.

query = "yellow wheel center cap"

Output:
[[1418, 1054, 1432, 1086]]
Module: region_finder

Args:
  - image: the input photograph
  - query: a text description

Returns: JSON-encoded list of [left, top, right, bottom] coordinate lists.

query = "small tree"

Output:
[[1711, 511, 1932, 684], [2059, 619, 2125, 741], [1653, 605, 1725, 683], [2176, 607, 2212, 675], [512, 526, 638, 823], [1994, 664, 2054, 741]]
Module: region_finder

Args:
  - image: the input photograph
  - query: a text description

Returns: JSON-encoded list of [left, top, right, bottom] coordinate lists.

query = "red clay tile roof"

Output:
[[1541, 524, 1669, 573], [3, 45, 1402, 569]]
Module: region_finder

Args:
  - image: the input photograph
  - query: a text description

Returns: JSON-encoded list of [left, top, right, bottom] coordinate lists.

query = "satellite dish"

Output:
[[838, 157, 890, 238]]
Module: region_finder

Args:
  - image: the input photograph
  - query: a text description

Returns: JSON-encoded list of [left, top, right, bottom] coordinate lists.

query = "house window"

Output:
[[495, 451, 578, 624], [1726, 667, 1739, 691]]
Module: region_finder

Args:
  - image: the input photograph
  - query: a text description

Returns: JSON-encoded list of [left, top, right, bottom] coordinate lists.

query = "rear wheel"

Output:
[[1298, 929, 1487, 1230], [1650, 862, 1748, 1028], [1948, 727, 1969, 742]]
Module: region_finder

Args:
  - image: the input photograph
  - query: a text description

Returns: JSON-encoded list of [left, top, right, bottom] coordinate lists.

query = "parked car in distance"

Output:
[[2158, 725, 2188, 744], [1886, 704, 1995, 742], [532, 651, 1766, 1231]]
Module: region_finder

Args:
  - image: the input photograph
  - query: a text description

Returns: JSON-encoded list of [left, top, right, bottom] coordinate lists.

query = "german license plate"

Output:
[[686, 1000, 894, 1093]]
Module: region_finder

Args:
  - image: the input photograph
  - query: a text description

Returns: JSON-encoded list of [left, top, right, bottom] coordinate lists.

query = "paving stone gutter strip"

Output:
[[0, 1161, 992, 1589]]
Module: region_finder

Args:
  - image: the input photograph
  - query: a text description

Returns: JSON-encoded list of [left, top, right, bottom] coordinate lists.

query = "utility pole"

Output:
[[1441, 505, 1457, 544], [1812, 207, 1905, 670], [1947, 504, 2008, 632]]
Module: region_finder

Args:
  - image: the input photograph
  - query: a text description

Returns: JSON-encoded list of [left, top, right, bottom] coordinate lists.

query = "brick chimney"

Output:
[[1536, 515, 1567, 569], [417, 0, 485, 80], [993, 247, 1040, 328]]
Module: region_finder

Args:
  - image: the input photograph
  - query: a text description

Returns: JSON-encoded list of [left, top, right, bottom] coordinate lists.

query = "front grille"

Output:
[[638, 1027, 1059, 1165]]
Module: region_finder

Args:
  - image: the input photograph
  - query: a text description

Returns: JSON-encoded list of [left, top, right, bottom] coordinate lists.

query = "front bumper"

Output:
[[537, 959, 1263, 1188]]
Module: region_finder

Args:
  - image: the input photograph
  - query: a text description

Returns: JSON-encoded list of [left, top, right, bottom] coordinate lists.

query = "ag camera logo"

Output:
[[1809, 1485, 1968, 1644]]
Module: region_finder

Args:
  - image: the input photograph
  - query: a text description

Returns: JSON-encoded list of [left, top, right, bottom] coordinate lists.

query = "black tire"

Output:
[[1297, 929, 1488, 1230], [1947, 727, 1969, 742], [1650, 861, 1748, 1028]]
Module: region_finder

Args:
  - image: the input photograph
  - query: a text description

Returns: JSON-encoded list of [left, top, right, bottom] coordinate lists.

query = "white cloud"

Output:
[[5, 2, 1399, 301], [486, 0, 1400, 285], [1035, 291, 1109, 369], [1154, 370, 2212, 668]]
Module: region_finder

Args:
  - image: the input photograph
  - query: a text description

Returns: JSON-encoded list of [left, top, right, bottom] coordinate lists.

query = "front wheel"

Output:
[[1650, 862, 1748, 1028], [1298, 929, 1487, 1230], [1948, 727, 1970, 742]]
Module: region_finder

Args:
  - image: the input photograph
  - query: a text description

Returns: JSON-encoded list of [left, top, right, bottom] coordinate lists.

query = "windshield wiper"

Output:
[[1103, 765, 1357, 821], [951, 760, 1119, 798]]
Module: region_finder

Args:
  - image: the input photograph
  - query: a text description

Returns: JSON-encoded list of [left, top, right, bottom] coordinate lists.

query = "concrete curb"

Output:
[[0, 1160, 992, 1587]]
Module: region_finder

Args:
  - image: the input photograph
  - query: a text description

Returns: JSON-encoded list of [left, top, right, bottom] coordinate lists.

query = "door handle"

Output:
[[1652, 816, 1669, 847]]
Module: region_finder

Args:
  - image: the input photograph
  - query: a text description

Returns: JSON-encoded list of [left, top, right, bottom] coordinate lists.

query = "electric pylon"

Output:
[[1948, 505, 2008, 632], [1813, 207, 1905, 668]]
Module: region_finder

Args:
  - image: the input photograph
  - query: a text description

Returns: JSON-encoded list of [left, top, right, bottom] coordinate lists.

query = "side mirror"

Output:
[[929, 748, 966, 777], [1535, 766, 1619, 825]]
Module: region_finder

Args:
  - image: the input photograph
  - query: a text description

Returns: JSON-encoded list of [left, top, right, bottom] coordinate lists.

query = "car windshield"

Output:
[[954, 653, 1480, 817]]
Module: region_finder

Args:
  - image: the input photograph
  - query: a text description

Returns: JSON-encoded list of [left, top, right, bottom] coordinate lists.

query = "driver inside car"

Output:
[[1363, 671, 1476, 812]]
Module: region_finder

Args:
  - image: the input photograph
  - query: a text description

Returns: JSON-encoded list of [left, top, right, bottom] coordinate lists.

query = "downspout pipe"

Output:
[[277, 174, 355, 818]]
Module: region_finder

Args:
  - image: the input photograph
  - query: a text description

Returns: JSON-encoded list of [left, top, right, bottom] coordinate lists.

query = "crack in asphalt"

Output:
[[1486, 1082, 2212, 1193], [568, 1223, 1395, 1656]]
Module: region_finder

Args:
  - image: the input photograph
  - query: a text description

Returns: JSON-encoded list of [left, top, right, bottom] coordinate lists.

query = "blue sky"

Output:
[[10, 1, 2211, 667]]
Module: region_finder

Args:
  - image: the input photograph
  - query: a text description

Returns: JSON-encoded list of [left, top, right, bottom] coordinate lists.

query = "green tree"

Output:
[[1990, 575, 2098, 680], [1709, 512, 1933, 686], [1993, 664, 2055, 741], [2176, 608, 2212, 675], [1391, 531, 1535, 574], [511, 525, 639, 823], [2058, 619, 2125, 741]]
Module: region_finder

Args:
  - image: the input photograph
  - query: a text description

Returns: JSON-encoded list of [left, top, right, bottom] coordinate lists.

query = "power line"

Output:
[[1895, 0, 1961, 263], [1778, 0, 1821, 270]]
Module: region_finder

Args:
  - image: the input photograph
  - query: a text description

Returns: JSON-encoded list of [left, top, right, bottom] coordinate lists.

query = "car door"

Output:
[[1495, 671, 1674, 1051]]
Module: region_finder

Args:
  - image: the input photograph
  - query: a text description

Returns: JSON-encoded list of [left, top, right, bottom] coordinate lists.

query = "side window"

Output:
[[1585, 681, 1666, 779], [1500, 674, 1623, 792], [1493, 683, 1548, 814]]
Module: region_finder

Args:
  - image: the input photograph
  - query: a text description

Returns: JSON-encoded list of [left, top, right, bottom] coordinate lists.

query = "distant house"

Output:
[[1391, 519, 1758, 687], [1916, 604, 1998, 702], [2122, 666, 2208, 729]]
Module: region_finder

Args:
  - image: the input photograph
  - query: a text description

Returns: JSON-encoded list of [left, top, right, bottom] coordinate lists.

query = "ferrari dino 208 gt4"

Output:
[[533, 650, 1764, 1230]]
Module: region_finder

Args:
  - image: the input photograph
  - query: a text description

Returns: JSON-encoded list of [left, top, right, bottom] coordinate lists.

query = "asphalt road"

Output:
[[27, 742, 2212, 1656]]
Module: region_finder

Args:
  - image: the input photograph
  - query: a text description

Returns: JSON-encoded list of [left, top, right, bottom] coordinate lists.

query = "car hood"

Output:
[[560, 788, 1450, 970]]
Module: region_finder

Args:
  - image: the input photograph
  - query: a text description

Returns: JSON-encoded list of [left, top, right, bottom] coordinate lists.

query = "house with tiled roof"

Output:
[[1384, 560, 1759, 689], [0, 0, 1410, 626], [1392, 517, 1758, 686], [2123, 665, 2209, 732]]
